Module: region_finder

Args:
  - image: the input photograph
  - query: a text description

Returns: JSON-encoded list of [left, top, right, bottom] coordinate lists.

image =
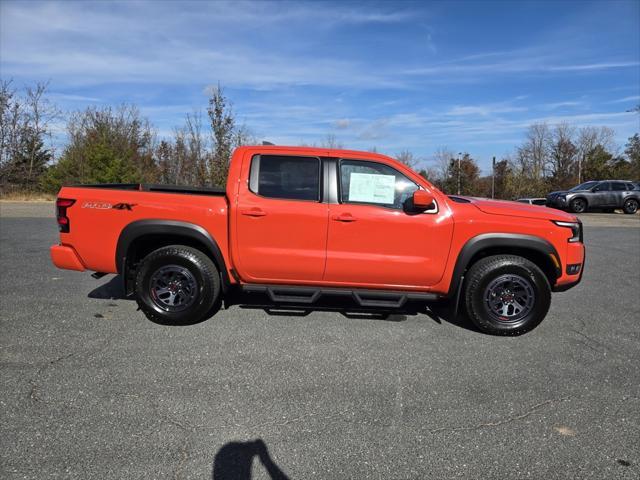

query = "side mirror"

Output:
[[412, 190, 434, 209]]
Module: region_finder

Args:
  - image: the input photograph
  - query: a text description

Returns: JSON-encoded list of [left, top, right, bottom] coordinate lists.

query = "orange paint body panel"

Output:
[[54, 188, 231, 278], [50, 244, 86, 271], [51, 145, 585, 298]]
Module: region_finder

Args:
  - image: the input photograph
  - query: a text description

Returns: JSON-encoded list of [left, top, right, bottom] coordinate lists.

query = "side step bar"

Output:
[[240, 284, 439, 310]]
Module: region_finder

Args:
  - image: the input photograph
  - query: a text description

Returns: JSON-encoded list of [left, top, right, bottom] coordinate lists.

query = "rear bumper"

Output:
[[50, 244, 85, 271]]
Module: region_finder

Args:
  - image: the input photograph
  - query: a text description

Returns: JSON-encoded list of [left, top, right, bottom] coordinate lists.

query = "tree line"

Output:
[[410, 124, 639, 199], [0, 81, 253, 194], [1, 80, 638, 198]]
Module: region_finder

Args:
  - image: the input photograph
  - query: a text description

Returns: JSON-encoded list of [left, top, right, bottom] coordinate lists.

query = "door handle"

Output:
[[241, 208, 267, 217], [332, 213, 357, 222]]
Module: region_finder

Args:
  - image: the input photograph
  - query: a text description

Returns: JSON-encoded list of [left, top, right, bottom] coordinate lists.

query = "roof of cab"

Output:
[[235, 145, 394, 162]]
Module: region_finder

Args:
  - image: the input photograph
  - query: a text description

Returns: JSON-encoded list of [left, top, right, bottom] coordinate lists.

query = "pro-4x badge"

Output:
[[112, 203, 137, 211]]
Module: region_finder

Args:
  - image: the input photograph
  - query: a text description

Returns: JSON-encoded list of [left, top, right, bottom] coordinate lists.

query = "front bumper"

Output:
[[50, 244, 85, 271], [546, 196, 568, 208], [552, 242, 585, 292]]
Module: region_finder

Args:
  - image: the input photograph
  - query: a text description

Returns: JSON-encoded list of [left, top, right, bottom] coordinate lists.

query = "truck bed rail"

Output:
[[70, 183, 226, 196]]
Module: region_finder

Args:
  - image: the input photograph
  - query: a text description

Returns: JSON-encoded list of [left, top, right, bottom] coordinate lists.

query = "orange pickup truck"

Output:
[[51, 146, 585, 335]]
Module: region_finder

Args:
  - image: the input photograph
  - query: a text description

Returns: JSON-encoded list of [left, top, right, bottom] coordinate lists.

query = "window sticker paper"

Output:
[[348, 173, 395, 204]]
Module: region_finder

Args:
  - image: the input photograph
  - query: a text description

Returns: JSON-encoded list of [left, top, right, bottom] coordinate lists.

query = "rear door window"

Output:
[[249, 155, 320, 201], [594, 182, 611, 192], [612, 182, 627, 191]]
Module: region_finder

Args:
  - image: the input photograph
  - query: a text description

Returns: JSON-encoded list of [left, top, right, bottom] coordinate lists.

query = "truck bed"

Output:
[[54, 183, 231, 275], [72, 183, 226, 196]]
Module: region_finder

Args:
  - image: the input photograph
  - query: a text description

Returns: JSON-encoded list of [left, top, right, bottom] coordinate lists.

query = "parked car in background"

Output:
[[517, 198, 547, 206], [546, 180, 640, 214]]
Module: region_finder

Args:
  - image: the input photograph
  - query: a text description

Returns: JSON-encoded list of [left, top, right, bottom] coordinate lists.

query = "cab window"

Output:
[[339, 159, 418, 209], [249, 155, 320, 201]]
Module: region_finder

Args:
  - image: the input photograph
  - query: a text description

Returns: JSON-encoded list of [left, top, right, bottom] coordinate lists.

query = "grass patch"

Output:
[[0, 190, 56, 202]]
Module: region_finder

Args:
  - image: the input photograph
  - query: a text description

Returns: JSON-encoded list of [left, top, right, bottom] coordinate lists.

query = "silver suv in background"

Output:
[[546, 180, 640, 214], [517, 198, 547, 206]]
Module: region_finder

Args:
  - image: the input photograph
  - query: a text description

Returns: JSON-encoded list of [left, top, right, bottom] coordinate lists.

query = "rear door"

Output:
[[590, 182, 613, 207], [323, 158, 453, 288], [233, 154, 329, 282], [611, 181, 631, 206]]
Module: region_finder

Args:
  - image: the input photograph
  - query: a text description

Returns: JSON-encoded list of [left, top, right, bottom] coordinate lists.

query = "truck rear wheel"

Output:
[[134, 245, 220, 325], [463, 255, 551, 335]]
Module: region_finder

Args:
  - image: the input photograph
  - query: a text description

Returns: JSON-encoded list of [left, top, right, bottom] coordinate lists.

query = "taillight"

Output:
[[56, 198, 75, 233]]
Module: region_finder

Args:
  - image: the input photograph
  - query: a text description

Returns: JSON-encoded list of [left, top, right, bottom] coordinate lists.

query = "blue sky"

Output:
[[1, 0, 639, 172]]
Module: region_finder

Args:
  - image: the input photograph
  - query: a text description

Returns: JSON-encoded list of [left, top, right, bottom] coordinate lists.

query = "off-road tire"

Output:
[[569, 198, 587, 214], [622, 199, 638, 215], [135, 245, 220, 325], [463, 255, 551, 336]]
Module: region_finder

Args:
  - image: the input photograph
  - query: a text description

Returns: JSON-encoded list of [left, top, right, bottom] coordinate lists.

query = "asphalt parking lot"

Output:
[[1, 202, 639, 480]]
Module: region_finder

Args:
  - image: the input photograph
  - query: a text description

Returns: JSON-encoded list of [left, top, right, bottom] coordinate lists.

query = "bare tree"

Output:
[[575, 126, 615, 182], [24, 82, 61, 183], [319, 134, 343, 149], [395, 150, 417, 169], [517, 122, 551, 180], [183, 112, 208, 185], [547, 123, 577, 189], [0, 80, 22, 179], [207, 85, 235, 186], [430, 146, 456, 187]]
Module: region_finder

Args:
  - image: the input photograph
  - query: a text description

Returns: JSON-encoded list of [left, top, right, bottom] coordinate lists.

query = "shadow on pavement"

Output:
[[424, 303, 481, 333], [87, 275, 479, 332], [213, 439, 290, 480], [88, 274, 129, 300]]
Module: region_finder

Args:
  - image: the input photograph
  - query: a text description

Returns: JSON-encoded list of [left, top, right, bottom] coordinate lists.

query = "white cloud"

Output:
[[540, 101, 585, 110], [446, 104, 527, 116], [608, 95, 640, 104]]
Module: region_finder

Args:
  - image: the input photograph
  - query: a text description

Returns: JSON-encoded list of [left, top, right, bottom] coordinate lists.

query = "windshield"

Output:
[[570, 181, 598, 192]]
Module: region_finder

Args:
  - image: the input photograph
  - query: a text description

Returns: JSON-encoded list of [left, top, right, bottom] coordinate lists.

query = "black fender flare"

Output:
[[448, 233, 561, 298], [115, 219, 230, 291]]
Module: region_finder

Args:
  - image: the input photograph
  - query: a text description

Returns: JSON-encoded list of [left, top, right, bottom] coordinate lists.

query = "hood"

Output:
[[458, 196, 577, 221], [547, 190, 568, 197]]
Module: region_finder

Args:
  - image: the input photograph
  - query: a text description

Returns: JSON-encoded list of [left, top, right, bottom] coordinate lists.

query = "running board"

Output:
[[239, 284, 438, 310]]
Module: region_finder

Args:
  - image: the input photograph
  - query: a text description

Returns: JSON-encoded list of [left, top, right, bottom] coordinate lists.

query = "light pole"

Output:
[[491, 156, 496, 199], [578, 153, 583, 184], [457, 153, 462, 195]]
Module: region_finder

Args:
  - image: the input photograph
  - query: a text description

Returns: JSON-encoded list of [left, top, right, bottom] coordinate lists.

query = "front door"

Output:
[[324, 159, 454, 288], [234, 154, 329, 283]]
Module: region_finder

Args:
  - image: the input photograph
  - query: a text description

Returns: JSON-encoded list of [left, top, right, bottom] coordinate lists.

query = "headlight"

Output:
[[553, 220, 582, 243]]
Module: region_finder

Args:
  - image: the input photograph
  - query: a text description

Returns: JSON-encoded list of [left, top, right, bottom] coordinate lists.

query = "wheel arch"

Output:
[[570, 195, 588, 207], [116, 219, 231, 295], [448, 233, 561, 298]]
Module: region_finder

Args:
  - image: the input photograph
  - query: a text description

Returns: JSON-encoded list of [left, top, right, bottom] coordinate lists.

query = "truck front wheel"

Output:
[[463, 255, 551, 335], [134, 245, 220, 325]]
